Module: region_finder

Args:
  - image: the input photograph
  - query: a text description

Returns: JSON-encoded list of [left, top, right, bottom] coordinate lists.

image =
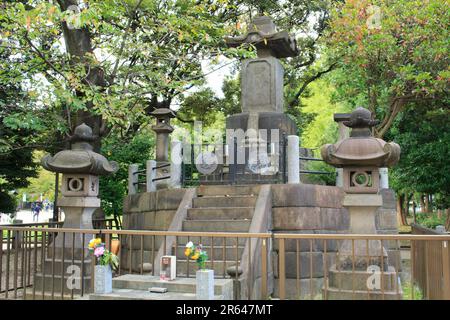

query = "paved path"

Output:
[[0, 210, 54, 225]]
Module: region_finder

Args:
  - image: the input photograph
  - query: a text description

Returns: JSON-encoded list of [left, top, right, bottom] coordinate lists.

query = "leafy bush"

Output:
[[415, 212, 448, 230], [99, 132, 154, 217]]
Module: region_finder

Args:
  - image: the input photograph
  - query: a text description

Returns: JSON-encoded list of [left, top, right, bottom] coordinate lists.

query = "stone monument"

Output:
[[41, 123, 118, 259], [225, 16, 299, 179], [321, 107, 402, 299], [151, 108, 176, 189]]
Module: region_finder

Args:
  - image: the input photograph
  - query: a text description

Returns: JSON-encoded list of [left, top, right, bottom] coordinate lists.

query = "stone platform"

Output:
[[82, 274, 233, 300]]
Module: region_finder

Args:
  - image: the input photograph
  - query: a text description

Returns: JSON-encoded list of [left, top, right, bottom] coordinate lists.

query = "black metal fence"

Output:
[[181, 137, 287, 186]]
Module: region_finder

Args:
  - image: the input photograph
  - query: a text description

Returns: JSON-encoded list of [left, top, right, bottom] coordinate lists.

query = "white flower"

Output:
[[185, 241, 194, 248]]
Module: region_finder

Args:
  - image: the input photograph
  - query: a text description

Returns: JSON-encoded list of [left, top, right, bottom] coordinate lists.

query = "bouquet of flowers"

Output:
[[88, 238, 119, 271], [184, 241, 208, 270]]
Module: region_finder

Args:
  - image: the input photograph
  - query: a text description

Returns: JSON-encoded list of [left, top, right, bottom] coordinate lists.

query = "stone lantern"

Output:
[[41, 123, 118, 259], [151, 108, 176, 188], [321, 107, 402, 299], [321, 107, 400, 194]]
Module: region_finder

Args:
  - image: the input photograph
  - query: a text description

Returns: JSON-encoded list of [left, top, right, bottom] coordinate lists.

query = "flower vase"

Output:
[[196, 269, 214, 300], [94, 265, 112, 294]]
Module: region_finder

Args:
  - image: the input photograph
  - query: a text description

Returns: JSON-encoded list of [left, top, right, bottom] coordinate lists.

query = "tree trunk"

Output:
[[424, 194, 430, 213], [58, 0, 106, 152], [420, 194, 426, 214], [397, 193, 408, 226], [445, 208, 450, 231]]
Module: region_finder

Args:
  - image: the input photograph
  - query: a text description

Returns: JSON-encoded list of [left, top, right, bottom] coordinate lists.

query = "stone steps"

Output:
[[175, 259, 238, 276], [197, 185, 260, 197], [183, 219, 252, 232], [87, 289, 223, 300], [187, 207, 254, 220], [113, 274, 232, 296], [175, 245, 245, 261], [84, 274, 233, 300], [193, 196, 257, 208], [323, 287, 403, 300]]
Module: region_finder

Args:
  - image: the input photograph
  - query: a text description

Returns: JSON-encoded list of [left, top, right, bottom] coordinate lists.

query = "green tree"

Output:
[[326, 0, 449, 138], [99, 130, 154, 217]]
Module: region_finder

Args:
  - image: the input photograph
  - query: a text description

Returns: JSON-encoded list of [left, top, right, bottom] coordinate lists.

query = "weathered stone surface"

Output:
[[138, 192, 156, 212], [314, 185, 345, 208], [154, 210, 177, 230], [320, 207, 350, 230], [156, 189, 186, 210], [272, 184, 344, 208], [379, 188, 397, 209], [272, 184, 317, 207], [272, 278, 324, 299], [125, 194, 142, 213], [273, 207, 321, 230], [376, 208, 398, 230]]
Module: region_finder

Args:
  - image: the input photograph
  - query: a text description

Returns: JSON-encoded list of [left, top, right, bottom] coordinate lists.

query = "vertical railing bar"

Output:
[[90, 248, 95, 294], [309, 239, 313, 300], [261, 238, 267, 300], [81, 233, 85, 297], [279, 238, 286, 300], [222, 237, 226, 278], [140, 235, 144, 275], [336, 239, 341, 294], [366, 239, 370, 300], [13, 230, 19, 299], [71, 232, 74, 300], [5, 230, 11, 299], [174, 236, 178, 277], [211, 236, 214, 271], [411, 239, 415, 300], [0, 228, 3, 295], [128, 235, 132, 273], [51, 231, 56, 300], [33, 230, 38, 300], [27, 230, 32, 287], [186, 236, 190, 278], [247, 237, 251, 300], [22, 230, 27, 300], [395, 239, 400, 295], [41, 231, 45, 300], [13, 231, 19, 299], [296, 239, 300, 299], [152, 235, 155, 276], [235, 237, 239, 283], [380, 240, 385, 300], [351, 239, 355, 300], [61, 232, 65, 300], [323, 239, 328, 300]]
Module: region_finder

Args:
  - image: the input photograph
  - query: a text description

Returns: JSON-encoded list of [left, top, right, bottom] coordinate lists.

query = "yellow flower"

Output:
[[88, 241, 95, 249], [191, 253, 199, 260], [94, 238, 102, 245], [184, 248, 192, 257]]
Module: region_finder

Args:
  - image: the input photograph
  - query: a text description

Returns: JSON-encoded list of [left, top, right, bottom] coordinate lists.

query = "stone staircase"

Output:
[[174, 185, 260, 277], [84, 274, 233, 300]]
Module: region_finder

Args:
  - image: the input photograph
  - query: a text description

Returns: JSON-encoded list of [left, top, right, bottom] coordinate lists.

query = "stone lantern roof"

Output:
[[151, 108, 176, 134], [41, 123, 118, 175], [321, 107, 401, 168], [225, 16, 299, 58]]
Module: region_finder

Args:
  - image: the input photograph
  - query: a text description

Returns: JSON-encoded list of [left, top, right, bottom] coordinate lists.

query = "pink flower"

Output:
[[94, 246, 105, 257]]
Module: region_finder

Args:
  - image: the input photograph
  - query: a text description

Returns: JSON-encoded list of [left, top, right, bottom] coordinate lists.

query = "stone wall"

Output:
[[121, 188, 187, 272], [270, 184, 348, 298], [376, 188, 401, 270]]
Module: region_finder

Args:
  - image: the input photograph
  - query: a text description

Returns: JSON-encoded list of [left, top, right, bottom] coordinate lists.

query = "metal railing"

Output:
[[181, 138, 288, 186], [1, 226, 449, 300], [411, 224, 450, 299]]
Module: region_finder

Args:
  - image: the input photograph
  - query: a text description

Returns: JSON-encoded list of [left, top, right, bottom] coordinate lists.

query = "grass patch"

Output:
[[402, 281, 423, 300]]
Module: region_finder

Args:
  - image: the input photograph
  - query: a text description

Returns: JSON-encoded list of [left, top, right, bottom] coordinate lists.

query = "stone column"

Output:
[[128, 164, 139, 195], [379, 168, 389, 189], [146, 160, 157, 192], [170, 140, 182, 188], [287, 135, 300, 184]]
